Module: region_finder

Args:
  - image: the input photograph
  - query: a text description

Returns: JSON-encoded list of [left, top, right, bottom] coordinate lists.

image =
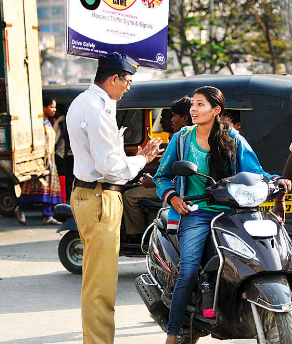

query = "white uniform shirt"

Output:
[[66, 83, 146, 184]]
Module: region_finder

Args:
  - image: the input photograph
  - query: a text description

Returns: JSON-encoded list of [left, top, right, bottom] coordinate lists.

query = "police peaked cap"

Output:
[[98, 52, 139, 74]]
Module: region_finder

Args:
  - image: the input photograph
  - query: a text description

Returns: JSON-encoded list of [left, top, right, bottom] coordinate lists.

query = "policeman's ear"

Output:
[[109, 74, 119, 86]]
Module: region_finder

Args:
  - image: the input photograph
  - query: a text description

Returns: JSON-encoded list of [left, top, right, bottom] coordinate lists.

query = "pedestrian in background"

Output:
[[274, 144, 292, 221], [53, 104, 69, 203], [15, 98, 62, 225], [66, 52, 162, 344]]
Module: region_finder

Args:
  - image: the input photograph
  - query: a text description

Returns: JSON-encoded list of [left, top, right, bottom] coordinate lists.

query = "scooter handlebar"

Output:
[[183, 194, 212, 202]]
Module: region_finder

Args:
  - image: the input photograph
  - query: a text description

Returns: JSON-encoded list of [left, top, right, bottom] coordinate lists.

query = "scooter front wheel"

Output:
[[58, 231, 83, 274], [256, 308, 292, 344]]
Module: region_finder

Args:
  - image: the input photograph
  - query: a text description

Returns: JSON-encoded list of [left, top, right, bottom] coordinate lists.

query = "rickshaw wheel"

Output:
[[58, 231, 83, 274], [0, 189, 17, 217]]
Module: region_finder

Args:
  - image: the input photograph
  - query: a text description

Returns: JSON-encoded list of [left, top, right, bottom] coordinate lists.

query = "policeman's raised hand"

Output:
[[139, 138, 163, 155], [137, 138, 164, 164]]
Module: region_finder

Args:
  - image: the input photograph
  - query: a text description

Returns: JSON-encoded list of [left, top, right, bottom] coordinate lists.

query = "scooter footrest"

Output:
[[188, 312, 217, 326], [140, 273, 157, 286]]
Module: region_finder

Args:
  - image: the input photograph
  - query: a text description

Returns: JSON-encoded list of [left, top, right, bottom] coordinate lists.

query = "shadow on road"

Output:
[[0, 271, 81, 314], [1, 331, 82, 344], [0, 240, 60, 262], [0, 259, 147, 314], [0, 326, 163, 344], [116, 321, 158, 331]]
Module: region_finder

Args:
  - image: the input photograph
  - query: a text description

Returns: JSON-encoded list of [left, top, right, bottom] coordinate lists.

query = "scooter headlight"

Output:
[[227, 181, 269, 207], [222, 233, 255, 259]]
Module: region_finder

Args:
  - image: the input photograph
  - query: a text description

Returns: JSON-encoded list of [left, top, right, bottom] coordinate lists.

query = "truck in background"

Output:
[[0, 0, 47, 216]]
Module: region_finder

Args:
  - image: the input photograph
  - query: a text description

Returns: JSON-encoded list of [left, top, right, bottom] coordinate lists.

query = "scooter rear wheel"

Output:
[[58, 231, 83, 274], [257, 310, 292, 344]]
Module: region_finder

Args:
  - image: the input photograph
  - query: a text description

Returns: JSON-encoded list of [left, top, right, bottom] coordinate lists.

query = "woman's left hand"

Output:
[[170, 196, 190, 215]]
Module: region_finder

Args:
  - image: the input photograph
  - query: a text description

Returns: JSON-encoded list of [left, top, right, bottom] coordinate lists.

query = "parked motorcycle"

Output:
[[135, 161, 292, 344], [53, 195, 162, 274]]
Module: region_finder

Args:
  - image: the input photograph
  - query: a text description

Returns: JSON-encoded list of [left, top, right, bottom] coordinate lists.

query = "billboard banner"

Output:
[[66, 0, 169, 70]]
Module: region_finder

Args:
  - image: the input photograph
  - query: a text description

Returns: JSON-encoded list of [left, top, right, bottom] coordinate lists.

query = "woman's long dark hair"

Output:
[[193, 86, 235, 181]]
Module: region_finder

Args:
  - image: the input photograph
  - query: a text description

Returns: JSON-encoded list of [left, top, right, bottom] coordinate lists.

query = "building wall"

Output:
[[37, 0, 66, 52]]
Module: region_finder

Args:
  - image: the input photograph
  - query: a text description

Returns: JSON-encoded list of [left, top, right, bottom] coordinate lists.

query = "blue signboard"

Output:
[[66, 0, 169, 70]]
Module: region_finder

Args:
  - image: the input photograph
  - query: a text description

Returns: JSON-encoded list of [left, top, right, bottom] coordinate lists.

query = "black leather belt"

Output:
[[74, 178, 123, 193]]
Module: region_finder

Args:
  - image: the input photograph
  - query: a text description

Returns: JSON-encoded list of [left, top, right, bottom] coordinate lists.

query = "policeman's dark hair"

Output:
[[193, 86, 234, 181], [170, 96, 192, 126], [43, 97, 56, 107], [94, 67, 131, 84]]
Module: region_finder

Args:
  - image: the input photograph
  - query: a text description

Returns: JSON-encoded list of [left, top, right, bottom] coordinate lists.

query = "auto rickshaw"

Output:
[[43, 74, 292, 273], [43, 73, 292, 193]]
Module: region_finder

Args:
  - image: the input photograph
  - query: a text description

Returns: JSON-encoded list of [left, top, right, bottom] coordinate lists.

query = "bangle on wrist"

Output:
[[275, 199, 285, 202]]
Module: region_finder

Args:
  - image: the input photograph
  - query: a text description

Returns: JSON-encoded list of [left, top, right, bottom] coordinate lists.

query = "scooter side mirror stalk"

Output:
[[172, 161, 216, 187]]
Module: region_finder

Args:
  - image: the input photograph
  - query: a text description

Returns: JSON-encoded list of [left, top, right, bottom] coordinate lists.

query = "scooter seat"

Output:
[[54, 203, 73, 222]]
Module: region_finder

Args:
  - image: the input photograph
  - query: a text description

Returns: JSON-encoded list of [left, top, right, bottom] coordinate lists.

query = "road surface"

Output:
[[0, 210, 256, 344]]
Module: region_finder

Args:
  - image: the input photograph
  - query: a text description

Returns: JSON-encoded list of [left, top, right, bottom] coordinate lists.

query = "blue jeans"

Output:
[[167, 209, 219, 335]]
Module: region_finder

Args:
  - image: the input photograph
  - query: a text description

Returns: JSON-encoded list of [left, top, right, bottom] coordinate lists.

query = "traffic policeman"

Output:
[[66, 52, 162, 344]]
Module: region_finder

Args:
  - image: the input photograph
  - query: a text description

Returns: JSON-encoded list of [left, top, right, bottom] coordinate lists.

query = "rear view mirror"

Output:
[[172, 160, 216, 187], [172, 161, 198, 176]]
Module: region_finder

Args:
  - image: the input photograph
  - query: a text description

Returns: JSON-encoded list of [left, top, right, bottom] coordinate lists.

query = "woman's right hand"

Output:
[[170, 196, 190, 215]]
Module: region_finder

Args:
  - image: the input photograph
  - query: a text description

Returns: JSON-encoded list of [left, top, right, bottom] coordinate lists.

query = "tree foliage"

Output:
[[168, 0, 290, 75]]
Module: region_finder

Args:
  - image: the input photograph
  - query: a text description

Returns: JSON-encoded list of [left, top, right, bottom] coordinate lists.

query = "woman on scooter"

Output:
[[153, 86, 291, 344]]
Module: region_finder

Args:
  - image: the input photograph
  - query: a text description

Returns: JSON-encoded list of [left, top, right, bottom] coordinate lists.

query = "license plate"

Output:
[[260, 194, 292, 213]]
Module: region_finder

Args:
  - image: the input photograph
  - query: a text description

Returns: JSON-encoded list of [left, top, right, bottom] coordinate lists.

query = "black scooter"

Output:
[[136, 161, 292, 344], [53, 196, 162, 274]]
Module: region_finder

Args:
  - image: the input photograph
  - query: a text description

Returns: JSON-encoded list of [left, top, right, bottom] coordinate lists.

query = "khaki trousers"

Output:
[[70, 183, 123, 344], [123, 187, 158, 235]]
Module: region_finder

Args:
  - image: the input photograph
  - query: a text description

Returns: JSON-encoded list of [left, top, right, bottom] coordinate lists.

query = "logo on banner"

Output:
[[80, 0, 101, 10], [156, 53, 165, 64], [103, 0, 137, 10], [142, 0, 163, 8]]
